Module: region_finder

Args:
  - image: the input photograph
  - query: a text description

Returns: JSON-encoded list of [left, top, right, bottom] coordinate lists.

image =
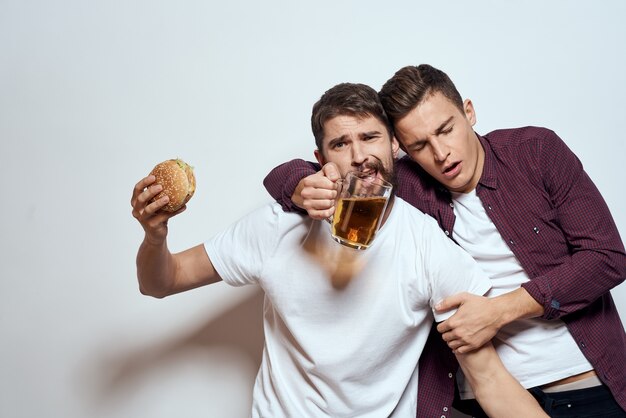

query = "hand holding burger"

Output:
[[149, 158, 196, 212]]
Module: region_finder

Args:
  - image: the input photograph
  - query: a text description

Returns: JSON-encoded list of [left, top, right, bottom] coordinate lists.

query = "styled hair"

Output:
[[311, 83, 393, 152], [379, 64, 464, 123]]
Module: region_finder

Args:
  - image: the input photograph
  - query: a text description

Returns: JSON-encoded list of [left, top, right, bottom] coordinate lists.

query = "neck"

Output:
[[467, 132, 485, 192]]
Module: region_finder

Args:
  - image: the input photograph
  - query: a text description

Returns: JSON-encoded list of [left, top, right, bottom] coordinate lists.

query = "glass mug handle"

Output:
[[326, 178, 344, 224]]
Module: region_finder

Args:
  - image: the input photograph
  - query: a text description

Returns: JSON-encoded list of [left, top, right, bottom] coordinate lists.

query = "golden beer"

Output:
[[332, 196, 387, 249]]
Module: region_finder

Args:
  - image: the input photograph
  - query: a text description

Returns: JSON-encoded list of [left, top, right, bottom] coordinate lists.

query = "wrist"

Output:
[[496, 287, 544, 325], [143, 233, 167, 248], [490, 296, 513, 329], [291, 181, 306, 210]]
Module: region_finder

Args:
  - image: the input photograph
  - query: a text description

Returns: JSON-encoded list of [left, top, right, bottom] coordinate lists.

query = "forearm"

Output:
[[521, 248, 626, 319], [457, 343, 547, 418], [263, 159, 320, 212], [136, 237, 178, 298], [492, 287, 544, 327]]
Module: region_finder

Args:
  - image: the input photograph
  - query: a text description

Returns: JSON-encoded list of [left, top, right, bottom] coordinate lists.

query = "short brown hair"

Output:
[[311, 83, 393, 152], [379, 64, 464, 123]]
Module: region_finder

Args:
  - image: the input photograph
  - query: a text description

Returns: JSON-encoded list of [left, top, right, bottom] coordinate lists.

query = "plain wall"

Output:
[[1, 1, 625, 417]]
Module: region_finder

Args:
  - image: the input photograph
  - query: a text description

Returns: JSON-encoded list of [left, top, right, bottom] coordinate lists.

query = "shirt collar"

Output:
[[476, 133, 498, 190]]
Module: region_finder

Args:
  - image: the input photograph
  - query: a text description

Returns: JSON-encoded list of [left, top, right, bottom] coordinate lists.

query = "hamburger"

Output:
[[149, 158, 196, 212]]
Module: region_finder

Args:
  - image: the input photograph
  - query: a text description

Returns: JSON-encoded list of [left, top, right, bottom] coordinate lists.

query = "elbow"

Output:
[[138, 281, 171, 299], [140, 289, 166, 299]]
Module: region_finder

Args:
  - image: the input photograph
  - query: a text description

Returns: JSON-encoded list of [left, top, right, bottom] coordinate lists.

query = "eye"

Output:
[[331, 141, 346, 150], [441, 126, 453, 135], [411, 142, 426, 152]]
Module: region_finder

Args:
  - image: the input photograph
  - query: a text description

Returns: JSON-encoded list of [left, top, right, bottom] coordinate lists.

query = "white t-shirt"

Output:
[[450, 189, 593, 398], [205, 198, 491, 418]]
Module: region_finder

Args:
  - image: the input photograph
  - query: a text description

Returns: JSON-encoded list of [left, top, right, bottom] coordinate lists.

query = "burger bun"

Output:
[[149, 158, 196, 212]]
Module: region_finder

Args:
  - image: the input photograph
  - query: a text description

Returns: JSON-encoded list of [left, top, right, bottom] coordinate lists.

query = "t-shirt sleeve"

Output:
[[420, 216, 492, 322], [204, 203, 280, 287]]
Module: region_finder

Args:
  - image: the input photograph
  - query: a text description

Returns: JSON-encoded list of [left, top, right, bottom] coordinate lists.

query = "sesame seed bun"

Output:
[[149, 158, 196, 212]]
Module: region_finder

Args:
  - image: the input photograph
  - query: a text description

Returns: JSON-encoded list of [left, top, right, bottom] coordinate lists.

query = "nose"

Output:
[[351, 143, 367, 166], [431, 139, 449, 163]]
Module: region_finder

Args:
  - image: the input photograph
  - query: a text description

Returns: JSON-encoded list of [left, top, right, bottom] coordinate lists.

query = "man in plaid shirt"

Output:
[[263, 64, 626, 417]]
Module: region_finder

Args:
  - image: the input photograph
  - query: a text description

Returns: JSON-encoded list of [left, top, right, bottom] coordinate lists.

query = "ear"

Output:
[[314, 149, 326, 166], [391, 136, 401, 159], [463, 99, 477, 126]]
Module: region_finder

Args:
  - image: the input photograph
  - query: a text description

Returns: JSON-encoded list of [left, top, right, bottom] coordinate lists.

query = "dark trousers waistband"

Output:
[[453, 385, 625, 418], [529, 384, 625, 417]]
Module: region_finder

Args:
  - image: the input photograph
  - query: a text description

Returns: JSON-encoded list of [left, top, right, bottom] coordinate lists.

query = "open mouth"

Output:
[[443, 161, 460, 175], [358, 162, 382, 180], [359, 169, 378, 179]]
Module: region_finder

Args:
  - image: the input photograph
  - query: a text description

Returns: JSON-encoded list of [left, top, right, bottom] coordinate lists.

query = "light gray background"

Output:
[[1, 1, 624, 417]]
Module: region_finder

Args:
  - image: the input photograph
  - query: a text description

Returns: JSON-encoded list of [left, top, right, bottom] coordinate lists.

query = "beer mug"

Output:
[[330, 171, 393, 250]]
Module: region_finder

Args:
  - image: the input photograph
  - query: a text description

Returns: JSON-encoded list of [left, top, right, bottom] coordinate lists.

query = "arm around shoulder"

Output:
[[263, 159, 320, 212]]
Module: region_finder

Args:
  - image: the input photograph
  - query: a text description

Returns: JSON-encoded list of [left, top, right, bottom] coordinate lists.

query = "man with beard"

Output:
[[131, 83, 547, 417], [264, 65, 626, 417]]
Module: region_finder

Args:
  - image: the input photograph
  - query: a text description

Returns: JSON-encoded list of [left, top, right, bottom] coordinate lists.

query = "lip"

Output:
[[442, 161, 462, 178], [358, 167, 379, 179]]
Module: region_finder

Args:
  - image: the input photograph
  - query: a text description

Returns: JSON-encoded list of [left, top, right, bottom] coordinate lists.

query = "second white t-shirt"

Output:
[[451, 189, 593, 397]]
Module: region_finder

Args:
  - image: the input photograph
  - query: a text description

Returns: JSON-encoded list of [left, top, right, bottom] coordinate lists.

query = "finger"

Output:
[[305, 199, 336, 211], [454, 344, 477, 354], [144, 184, 163, 202], [308, 206, 335, 221], [142, 195, 170, 216], [304, 175, 338, 193], [131, 175, 156, 204], [301, 187, 337, 202], [322, 162, 341, 182], [132, 185, 165, 220], [447, 339, 464, 351], [434, 292, 468, 313], [440, 329, 461, 343], [437, 321, 452, 334]]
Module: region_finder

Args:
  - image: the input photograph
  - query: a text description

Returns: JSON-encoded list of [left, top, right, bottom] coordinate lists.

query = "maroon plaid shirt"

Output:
[[263, 126, 626, 417]]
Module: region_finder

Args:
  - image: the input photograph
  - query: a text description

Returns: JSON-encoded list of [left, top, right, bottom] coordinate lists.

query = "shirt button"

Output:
[[448, 372, 453, 378], [440, 415, 446, 418], [487, 205, 492, 210], [449, 202, 454, 208], [509, 239, 514, 245], [445, 231, 450, 236], [533, 227, 539, 234], [443, 406, 449, 411]]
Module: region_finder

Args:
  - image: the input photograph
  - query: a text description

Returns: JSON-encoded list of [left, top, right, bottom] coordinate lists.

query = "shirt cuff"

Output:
[[521, 279, 560, 320]]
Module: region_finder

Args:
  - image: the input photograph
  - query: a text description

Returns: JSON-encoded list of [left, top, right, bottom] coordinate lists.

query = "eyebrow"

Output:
[[361, 130, 383, 138], [433, 116, 454, 136], [327, 134, 348, 149]]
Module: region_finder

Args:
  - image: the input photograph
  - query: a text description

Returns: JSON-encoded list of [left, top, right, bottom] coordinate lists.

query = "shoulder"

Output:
[[394, 156, 440, 197], [482, 126, 571, 168], [483, 126, 563, 151], [227, 202, 309, 235], [392, 197, 427, 219], [389, 198, 441, 236]]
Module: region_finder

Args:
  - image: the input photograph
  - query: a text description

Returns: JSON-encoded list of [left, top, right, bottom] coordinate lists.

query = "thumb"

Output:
[[322, 162, 341, 182], [435, 292, 468, 313]]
